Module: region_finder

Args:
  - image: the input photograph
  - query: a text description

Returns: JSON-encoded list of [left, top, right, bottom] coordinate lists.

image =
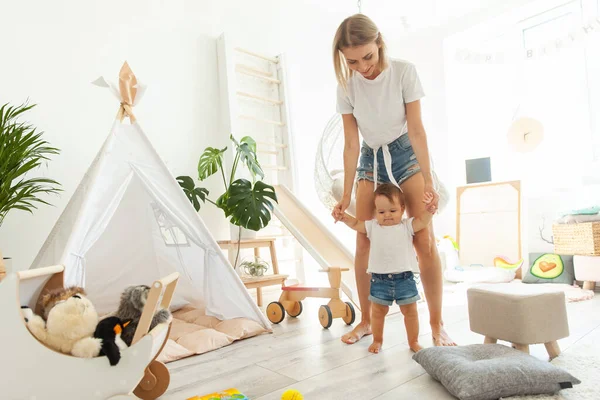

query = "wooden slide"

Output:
[[272, 185, 360, 310]]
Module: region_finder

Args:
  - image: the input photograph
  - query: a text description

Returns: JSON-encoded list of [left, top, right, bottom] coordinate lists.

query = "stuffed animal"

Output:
[[114, 285, 172, 346], [94, 316, 130, 366], [40, 286, 86, 320], [115, 285, 172, 346], [26, 293, 102, 358]]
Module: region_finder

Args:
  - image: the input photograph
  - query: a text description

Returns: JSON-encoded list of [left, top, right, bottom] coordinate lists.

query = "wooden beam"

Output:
[[236, 63, 273, 77], [237, 91, 283, 105], [236, 66, 281, 84], [235, 47, 279, 64], [238, 114, 285, 126]]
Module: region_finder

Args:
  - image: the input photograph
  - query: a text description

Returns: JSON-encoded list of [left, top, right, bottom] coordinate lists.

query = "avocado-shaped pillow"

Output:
[[523, 253, 574, 284]]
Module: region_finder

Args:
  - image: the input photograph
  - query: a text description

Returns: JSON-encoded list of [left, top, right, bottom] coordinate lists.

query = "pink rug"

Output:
[[438, 280, 594, 306]]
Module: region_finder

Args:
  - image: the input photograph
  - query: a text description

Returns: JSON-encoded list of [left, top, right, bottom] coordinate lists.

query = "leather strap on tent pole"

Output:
[[117, 62, 138, 123]]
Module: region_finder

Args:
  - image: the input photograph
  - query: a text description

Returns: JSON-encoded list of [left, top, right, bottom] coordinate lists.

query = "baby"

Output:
[[334, 183, 435, 354]]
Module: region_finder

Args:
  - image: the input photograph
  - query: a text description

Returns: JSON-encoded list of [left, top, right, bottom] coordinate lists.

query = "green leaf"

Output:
[[176, 176, 208, 212], [230, 134, 264, 180], [226, 179, 278, 231], [197, 147, 227, 181], [0, 101, 62, 226]]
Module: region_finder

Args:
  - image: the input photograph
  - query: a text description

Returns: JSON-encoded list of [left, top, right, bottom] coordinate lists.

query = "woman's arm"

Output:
[[341, 113, 360, 200]]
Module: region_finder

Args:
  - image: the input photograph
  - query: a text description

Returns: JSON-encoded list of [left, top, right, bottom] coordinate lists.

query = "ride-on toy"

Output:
[[266, 266, 356, 328]]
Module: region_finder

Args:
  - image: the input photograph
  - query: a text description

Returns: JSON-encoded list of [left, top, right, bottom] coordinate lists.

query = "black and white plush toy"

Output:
[[93, 316, 130, 366]]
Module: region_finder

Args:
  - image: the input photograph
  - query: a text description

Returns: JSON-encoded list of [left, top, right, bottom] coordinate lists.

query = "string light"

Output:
[[455, 17, 600, 64]]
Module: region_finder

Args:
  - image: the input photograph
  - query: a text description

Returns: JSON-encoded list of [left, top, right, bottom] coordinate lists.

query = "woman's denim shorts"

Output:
[[369, 271, 421, 306], [356, 134, 421, 185]]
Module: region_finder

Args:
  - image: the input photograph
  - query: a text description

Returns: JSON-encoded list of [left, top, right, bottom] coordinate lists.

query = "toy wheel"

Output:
[[267, 301, 286, 324], [133, 360, 170, 400], [342, 302, 356, 325], [287, 301, 303, 317], [319, 305, 333, 329]]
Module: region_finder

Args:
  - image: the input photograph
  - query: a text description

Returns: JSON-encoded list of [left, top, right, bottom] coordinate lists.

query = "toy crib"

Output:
[[0, 264, 179, 400]]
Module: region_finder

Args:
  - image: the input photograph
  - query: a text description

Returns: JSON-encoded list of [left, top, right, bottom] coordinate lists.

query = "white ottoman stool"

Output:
[[467, 284, 569, 360], [573, 255, 600, 290]]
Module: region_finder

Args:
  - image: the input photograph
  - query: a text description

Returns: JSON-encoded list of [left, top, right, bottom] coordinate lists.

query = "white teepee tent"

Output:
[[30, 63, 271, 330]]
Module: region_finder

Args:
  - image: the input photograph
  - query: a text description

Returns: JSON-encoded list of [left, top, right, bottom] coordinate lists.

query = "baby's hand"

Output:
[[423, 192, 437, 214], [332, 209, 342, 223], [423, 192, 434, 205]]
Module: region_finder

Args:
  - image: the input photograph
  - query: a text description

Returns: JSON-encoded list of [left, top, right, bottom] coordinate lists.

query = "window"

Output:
[[519, 2, 596, 163], [444, 0, 600, 190], [152, 204, 190, 247]]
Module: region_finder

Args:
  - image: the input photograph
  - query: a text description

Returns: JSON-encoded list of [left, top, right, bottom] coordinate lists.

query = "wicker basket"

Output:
[[552, 221, 600, 256]]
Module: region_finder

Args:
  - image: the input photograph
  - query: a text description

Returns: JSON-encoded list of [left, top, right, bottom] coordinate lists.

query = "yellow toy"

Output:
[[281, 389, 303, 400], [187, 388, 248, 400], [493, 256, 524, 270]]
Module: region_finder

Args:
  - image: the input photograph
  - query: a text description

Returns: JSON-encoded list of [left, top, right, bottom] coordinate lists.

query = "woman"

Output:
[[331, 14, 456, 347]]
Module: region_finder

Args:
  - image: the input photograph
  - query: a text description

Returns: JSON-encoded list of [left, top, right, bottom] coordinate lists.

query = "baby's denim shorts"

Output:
[[356, 134, 421, 185], [369, 271, 421, 306]]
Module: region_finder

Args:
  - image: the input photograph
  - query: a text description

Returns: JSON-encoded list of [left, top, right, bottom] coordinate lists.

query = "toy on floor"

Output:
[[94, 316, 131, 366], [186, 388, 249, 399], [266, 266, 355, 329], [2, 264, 179, 400], [493, 256, 524, 271], [281, 389, 304, 399], [438, 236, 519, 283]]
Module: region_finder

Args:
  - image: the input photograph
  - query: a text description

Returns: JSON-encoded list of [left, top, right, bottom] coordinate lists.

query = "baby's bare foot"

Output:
[[368, 341, 383, 354], [409, 341, 423, 353]]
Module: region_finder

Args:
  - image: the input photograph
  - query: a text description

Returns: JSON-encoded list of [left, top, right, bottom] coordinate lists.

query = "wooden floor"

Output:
[[163, 287, 600, 400]]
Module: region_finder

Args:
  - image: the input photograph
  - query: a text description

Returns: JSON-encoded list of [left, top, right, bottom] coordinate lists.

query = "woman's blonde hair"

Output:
[[333, 14, 388, 90]]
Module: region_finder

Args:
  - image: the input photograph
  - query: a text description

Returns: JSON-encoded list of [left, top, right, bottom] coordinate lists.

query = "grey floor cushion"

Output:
[[412, 344, 580, 400]]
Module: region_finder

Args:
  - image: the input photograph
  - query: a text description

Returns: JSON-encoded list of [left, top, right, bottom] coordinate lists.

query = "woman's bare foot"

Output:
[[432, 325, 457, 346], [368, 341, 383, 353], [341, 321, 372, 344], [409, 341, 423, 353]]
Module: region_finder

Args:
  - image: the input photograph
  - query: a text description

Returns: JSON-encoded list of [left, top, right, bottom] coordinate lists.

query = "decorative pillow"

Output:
[[176, 328, 234, 354], [412, 344, 580, 400], [562, 205, 600, 216], [215, 318, 267, 340], [522, 253, 575, 284]]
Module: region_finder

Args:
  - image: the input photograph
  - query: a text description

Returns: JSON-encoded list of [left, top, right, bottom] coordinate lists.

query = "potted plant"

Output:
[[0, 102, 62, 278], [239, 256, 270, 278], [177, 134, 278, 265]]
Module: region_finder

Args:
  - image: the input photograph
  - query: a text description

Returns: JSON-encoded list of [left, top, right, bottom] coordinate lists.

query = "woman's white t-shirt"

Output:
[[364, 218, 419, 274], [336, 58, 425, 149]]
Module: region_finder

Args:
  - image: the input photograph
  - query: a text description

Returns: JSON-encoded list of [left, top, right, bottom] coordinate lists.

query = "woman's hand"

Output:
[[332, 195, 351, 222], [423, 181, 439, 213]]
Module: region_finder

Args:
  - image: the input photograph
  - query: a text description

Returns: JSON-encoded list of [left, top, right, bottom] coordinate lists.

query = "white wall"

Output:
[[0, 0, 517, 271], [0, 0, 284, 270]]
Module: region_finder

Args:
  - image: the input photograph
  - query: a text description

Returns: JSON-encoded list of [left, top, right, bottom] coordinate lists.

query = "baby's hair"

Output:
[[374, 183, 405, 206]]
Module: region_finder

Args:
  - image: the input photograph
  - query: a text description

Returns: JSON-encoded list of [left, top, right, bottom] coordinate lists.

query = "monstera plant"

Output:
[[177, 134, 278, 234]]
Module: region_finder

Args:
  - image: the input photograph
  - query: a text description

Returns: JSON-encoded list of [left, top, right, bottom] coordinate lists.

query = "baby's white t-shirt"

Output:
[[336, 58, 425, 149], [365, 218, 418, 274]]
